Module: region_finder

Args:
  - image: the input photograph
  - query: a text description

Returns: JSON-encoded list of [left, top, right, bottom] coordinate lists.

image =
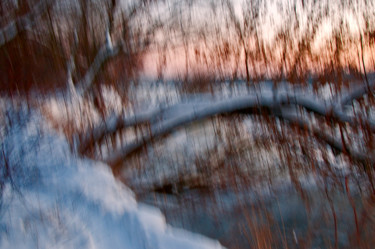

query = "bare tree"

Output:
[[2, 0, 375, 247]]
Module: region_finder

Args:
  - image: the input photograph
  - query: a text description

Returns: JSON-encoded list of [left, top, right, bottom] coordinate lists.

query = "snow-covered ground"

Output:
[[2, 77, 369, 248], [0, 107, 224, 249]]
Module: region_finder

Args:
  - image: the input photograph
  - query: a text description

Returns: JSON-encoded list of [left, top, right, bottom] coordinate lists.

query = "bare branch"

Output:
[[339, 76, 375, 107], [99, 90, 375, 168], [75, 43, 122, 95]]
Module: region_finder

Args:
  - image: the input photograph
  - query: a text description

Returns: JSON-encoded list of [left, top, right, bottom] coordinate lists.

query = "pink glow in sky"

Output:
[[140, 0, 375, 80]]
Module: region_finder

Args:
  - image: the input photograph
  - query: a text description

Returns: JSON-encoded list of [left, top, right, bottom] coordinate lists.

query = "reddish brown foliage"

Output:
[[0, 35, 67, 95]]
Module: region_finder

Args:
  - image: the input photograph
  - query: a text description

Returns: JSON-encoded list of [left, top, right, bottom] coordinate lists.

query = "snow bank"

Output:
[[0, 109, 223, 249]]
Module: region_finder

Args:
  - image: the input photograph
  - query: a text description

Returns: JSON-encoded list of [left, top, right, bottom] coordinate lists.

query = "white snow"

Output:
[[0, 109, 224, 249]]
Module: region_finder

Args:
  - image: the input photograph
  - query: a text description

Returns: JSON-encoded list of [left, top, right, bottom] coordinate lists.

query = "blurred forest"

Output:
[[1, 0, 375, 248]]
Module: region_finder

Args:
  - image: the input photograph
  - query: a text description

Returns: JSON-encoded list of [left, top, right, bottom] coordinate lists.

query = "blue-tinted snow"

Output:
[[0, 109, 224, 249]]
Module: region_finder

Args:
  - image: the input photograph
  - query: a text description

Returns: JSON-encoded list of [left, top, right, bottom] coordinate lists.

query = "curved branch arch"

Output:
[[75, 80, 375, 169]]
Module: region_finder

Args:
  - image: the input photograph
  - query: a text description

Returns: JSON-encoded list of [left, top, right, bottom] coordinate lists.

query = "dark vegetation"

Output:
[[1, 0, 375, 248]]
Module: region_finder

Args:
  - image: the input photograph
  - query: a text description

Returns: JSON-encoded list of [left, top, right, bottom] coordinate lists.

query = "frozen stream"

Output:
[[122, 123, 359, 249], [118, 81, 363, 248]]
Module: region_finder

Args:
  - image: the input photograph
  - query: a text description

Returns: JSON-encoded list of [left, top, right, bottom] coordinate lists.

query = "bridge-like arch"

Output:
[[76, 79, 375, 172]]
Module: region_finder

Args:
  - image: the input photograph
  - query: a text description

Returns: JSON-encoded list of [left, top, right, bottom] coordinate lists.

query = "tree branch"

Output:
[[100, 91, 375, 168], [78, 82, 375, 158], [75, 43, 122, 95], [339, 77, 375, 107]]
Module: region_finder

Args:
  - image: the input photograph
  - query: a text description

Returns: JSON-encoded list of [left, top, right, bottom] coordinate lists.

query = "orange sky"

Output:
[[141, 39, 375, 80], [140, 0, 375, 80]]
